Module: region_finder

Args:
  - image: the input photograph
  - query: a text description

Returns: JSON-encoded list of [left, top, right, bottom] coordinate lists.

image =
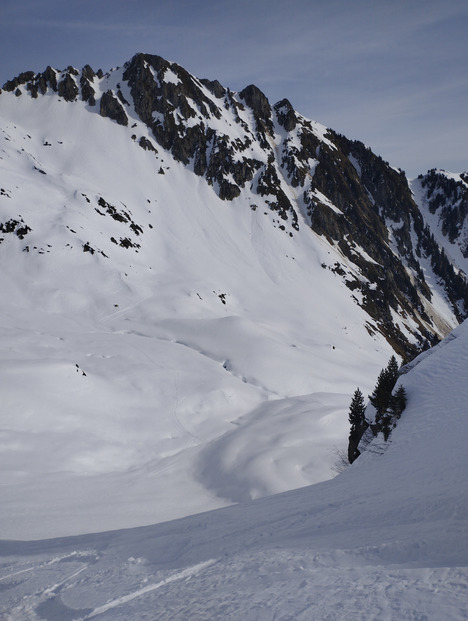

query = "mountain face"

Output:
[[2, 53, 466, 358], [413, 169, 468, 269], [1, 53, 468, 537]]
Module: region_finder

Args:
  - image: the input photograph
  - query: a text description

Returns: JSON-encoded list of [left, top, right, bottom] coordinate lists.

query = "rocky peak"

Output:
[[238, 84, 270, 114], [3, 71, 36, 92], [57, 71, 79, 102], [274, 98, 297, 132], [199, 78, 226, 99]]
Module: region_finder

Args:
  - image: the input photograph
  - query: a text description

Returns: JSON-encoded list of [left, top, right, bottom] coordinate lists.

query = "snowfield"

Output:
[[0, 87, 401, 540], [1, 68, 467, 619], [1, 320, 468, 619]]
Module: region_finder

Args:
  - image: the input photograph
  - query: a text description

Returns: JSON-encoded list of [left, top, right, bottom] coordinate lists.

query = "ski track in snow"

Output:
[[83, 560, 216, 619], [1, 545, 467, 620]]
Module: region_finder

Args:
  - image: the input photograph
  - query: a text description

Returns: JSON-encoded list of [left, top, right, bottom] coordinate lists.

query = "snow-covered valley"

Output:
[[1, 55, 468, 619], [1, 320, 468, 619]]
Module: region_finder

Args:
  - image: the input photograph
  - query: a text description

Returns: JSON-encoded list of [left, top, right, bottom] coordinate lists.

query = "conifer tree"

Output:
[[347, 388, 367, 463], [348, 388, 366, 432], [387, 356, 399, 385], [369, 356, 400, 419]]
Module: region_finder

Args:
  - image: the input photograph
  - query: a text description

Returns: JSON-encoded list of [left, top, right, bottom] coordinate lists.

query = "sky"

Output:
[[0, 0, 466, 177]]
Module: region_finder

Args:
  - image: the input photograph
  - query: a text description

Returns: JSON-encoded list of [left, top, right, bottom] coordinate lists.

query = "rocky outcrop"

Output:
[[274, 98, 297, 132], [32, 66, 58, 96], [80, 65, 96, 105], [58, 72, 79, 102], [2, 71, 36, 92], [239, 84, 274, 140], [99, 90, 128, 126], [199, 78, 226, 99]]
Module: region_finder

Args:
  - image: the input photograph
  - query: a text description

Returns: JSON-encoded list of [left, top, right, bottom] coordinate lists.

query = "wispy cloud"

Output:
[[1, 0, 466, 175]]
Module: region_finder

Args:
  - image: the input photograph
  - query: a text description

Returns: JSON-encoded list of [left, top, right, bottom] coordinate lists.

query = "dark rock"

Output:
[[200, 78, 226, 98], [26, 83, 38, 98], [419, 169, 468, 249], [117, 89, 129, 106], [58, 73, 79, 102], [274, 99, 297, 131], [81, 64, 95, 81], [100, 90, 128, 126], [0, 218, 31, 239], [37, 66, 58, 93], [138, 136, 158, 153], [80, 77, 96, 105], [239, 84, 271, 121], [80, 65, 96, 105], [3, 71, 35, 92], [218, 180, 241, 201]]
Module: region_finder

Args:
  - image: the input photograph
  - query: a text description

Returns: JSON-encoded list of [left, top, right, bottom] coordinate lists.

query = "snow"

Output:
[[349, 153, 362, 176], [1, 320, 468, 619], [162, 67, 181, 85], [0, 87, 398, 542], [0, 71, 467, 619], [309, 188, 343, 214]]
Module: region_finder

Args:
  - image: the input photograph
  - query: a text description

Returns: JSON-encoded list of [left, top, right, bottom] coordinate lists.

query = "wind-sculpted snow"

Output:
[[1, 320, 468, 619]]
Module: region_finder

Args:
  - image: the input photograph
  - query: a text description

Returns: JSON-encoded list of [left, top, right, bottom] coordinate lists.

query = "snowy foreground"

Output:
[[1, 321, 468, 620]]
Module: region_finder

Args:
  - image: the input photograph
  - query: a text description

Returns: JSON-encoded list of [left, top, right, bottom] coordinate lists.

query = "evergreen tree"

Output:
[[347, 388, 367, 463], [348, 388, 366, 432], [369, 356, 400, 419], [369, 368, 391, 417], [387, 356, 399, 384]]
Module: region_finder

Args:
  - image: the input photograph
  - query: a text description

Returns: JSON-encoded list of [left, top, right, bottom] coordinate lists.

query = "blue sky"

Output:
[[1, 0, 466, 177]]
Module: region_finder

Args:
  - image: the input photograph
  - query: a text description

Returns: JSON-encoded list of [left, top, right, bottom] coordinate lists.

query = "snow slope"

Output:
[[1, 320, 467, 620], [0, 80, 403, 539]]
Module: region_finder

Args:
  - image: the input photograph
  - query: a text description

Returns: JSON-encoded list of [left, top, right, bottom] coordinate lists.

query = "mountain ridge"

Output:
[[1, 52, 468, 537], [2, 52, 467, 358]]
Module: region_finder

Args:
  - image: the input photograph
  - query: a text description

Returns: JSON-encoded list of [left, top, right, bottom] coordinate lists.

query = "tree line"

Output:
[[347, 356, 407, 464]]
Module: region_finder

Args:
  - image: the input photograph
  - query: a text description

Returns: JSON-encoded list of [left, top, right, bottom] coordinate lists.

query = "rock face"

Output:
[[100, 90, 128, 126], [416, 169, 468, 258], [2, 53, 468, 359], [58, 71, 79, 102], [80, 65, 96, 105]]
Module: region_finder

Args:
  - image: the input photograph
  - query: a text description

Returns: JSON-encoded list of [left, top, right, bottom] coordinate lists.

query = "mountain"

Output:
[[2, 318, 467, 619], [2, 54, 467, 358], [0, 53, 467, 539]]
